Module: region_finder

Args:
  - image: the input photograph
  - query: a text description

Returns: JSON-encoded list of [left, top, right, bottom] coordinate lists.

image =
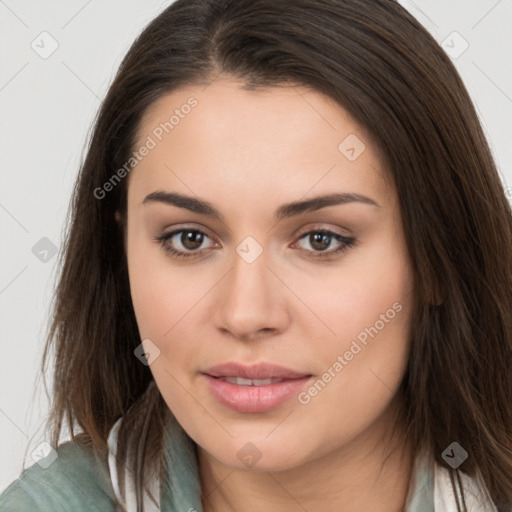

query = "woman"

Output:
[[1, 0, 511, 510]]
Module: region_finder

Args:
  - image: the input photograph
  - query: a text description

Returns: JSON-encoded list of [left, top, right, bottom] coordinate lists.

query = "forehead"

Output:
[[128, 78, 393, 211]]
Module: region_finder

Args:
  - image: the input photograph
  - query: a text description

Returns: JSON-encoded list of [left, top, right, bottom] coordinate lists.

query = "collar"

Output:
[[109, 412, 498, 512], [160, 413, 204, 511], [159, 414, 435, 512]]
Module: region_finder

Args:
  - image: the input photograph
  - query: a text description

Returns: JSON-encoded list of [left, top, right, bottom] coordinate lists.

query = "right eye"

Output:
[[154, 228, 219, 259]]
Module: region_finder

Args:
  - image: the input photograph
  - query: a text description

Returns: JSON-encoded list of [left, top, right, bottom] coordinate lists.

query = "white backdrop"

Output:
[[1, 0, 511, 492]]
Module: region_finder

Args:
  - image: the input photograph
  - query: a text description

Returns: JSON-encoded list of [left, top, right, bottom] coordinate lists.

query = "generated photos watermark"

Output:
[[94, 97, 198, 200], [298, 301, 403, 405]]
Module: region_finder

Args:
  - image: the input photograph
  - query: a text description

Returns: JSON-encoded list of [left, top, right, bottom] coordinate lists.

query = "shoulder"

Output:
[[434, 463, 499, 512], [0, 440, 119, 512]]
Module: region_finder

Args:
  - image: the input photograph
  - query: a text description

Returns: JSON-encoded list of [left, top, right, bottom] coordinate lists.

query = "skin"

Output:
[[123, 75, 416, 512]]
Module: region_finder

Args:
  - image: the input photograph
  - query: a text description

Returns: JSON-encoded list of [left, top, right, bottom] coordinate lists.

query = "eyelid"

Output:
[[155, 222, 356, 260], [160, 227, 219, 251], [159, 223, 217, 241], [293, 222, 353, 238], [291, 227, 355, 254], [159, 222, 351, 245]]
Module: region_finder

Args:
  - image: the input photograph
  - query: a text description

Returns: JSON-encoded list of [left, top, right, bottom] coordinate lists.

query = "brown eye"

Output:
[[295, 229, 356, 258], [154, 227, 356, 261], [308, 232, 332, 251], [180, 230, 205, 251], [155, 229, 217, 259]]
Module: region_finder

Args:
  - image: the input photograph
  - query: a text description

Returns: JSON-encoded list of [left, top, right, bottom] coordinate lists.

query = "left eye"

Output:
[[155, 228, 356, 260], [293, 229, 356, 258]]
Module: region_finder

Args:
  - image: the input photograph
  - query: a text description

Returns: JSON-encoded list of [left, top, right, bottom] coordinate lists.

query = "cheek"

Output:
[[292, 226, 413, 360], [126, 241, 205, 414], [126, 227, 217, 387], [126, 219, 197, 338], [297, 232, 413, 412]]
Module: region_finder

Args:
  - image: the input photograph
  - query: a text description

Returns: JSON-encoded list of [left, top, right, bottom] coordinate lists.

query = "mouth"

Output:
[[203, 361, 310, 380], [201, 362, 313, 413], [214, 376, 286, 386]]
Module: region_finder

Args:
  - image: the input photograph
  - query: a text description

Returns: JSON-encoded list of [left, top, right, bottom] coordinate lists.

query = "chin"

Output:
[[201, 436, 316, 473]]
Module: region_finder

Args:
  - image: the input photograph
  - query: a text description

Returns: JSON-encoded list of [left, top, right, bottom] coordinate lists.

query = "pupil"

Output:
[[182, 231, 203, 250], [310, 233, 330, 251]]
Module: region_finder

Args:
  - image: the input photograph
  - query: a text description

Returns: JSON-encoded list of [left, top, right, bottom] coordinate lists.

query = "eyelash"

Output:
[[154, 227, 357, 261]]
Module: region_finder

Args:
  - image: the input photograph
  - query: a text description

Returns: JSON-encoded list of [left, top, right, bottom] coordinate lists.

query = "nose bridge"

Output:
[[213, 235, 288, 339], [232, 238, 269, 297], [228, 237, 272, 312]]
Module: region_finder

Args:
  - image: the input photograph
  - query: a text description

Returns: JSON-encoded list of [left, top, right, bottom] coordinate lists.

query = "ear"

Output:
[[115, 211, 121, 223]]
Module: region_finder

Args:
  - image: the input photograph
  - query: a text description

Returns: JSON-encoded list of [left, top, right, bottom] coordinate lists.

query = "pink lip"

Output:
[[203, 361, 310, 380], [203, 375, 313, 413], [202, 362, 312, 413]]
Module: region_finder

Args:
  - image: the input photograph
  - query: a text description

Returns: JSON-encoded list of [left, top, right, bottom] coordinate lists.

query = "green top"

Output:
[[0, 415, 435, 511]]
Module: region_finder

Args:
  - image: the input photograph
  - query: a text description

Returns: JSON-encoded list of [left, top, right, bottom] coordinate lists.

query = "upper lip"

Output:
[[203, 362, 311, 380]]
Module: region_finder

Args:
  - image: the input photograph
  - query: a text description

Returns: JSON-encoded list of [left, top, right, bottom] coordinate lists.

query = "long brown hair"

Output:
[[38, 0, 512, 510]]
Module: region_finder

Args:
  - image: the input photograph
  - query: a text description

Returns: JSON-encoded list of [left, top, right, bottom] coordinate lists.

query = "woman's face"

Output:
[[124, 76, 415, 471]]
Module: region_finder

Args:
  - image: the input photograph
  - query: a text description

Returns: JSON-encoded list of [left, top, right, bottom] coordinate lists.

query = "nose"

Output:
[[212, 245, 291, 342]]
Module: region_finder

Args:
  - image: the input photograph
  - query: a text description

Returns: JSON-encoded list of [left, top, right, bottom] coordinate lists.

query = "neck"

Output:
[[198, 404, 414, 512]]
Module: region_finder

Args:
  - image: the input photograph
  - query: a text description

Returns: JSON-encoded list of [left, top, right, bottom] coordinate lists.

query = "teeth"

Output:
[[220, 377, 283, 386]]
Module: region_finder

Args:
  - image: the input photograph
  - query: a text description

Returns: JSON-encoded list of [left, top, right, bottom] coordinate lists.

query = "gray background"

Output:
[[1, 0, 511, 492]]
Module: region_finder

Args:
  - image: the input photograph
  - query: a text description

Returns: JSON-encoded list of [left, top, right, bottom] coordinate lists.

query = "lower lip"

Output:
[[202, 374, 312, 413]]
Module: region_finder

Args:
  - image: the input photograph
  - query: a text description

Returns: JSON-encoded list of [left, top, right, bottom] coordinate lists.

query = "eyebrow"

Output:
[[142, 190, 380, 221]]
